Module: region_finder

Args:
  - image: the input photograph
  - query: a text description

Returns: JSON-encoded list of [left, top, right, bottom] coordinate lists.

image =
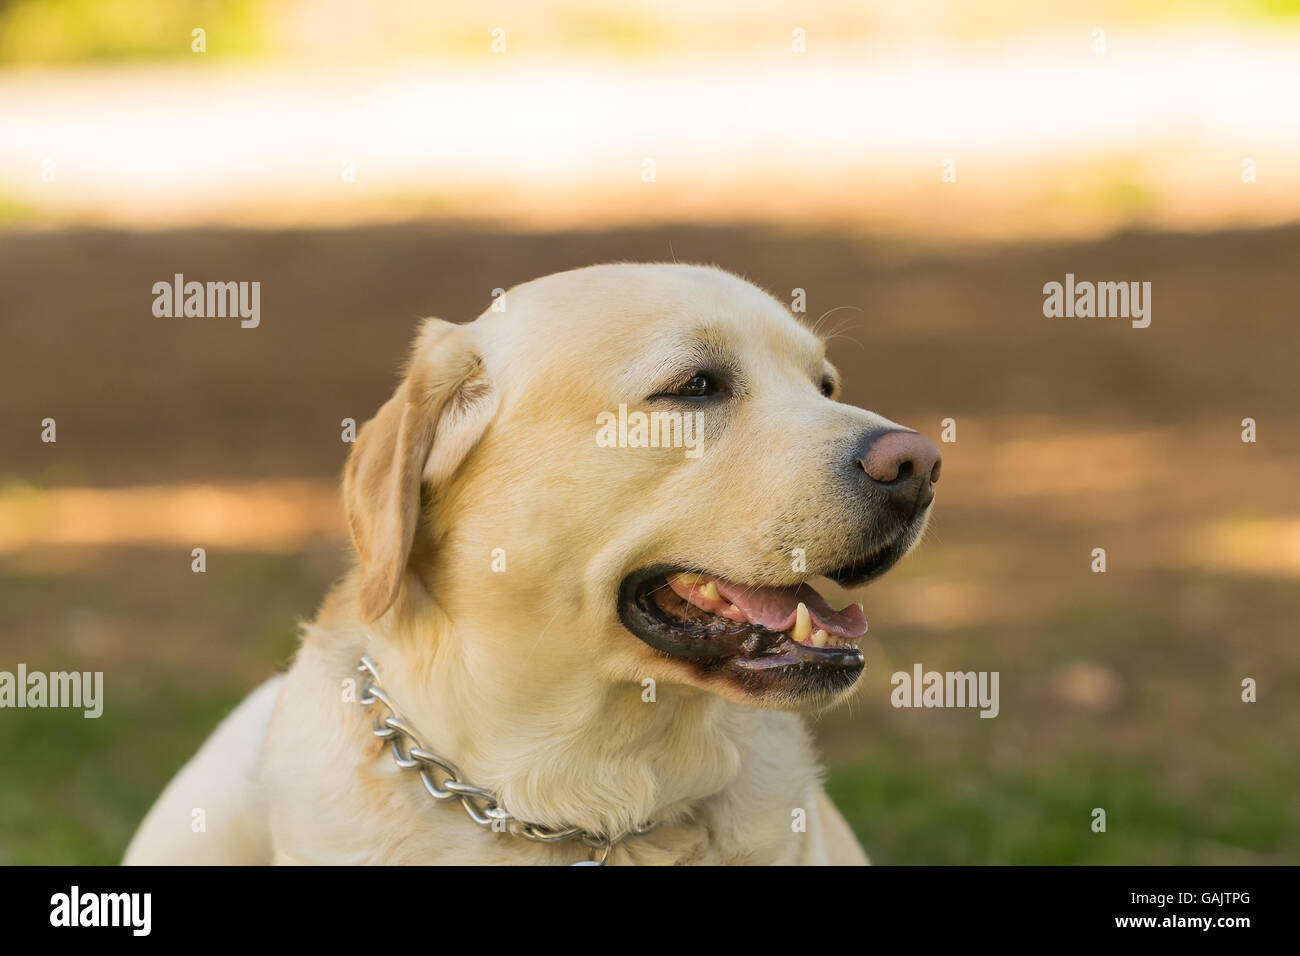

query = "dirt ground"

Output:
[[1, 222, 1297, 863]]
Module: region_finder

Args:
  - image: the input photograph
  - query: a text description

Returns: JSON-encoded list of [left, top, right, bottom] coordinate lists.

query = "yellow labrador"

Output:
[[125, 263, 940, 865]]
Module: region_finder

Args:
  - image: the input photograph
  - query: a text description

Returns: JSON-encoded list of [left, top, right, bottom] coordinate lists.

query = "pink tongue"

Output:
[[666, 574, 868, 639]]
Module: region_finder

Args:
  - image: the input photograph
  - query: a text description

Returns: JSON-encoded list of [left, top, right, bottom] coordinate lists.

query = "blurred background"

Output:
[[1, 0, 1298, 864]]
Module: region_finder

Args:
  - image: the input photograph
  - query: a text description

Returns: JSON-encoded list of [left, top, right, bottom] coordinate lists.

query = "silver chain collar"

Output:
[[356, 654, 656, 865]]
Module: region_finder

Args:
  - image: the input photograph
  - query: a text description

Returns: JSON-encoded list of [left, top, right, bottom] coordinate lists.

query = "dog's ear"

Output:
[[343, 318, 498, 622]]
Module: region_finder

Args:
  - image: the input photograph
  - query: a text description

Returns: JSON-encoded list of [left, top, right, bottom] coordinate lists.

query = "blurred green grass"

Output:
[[0, 549, 316, 865], [829, 745, 1297, 865], [820, 571, 1300, 864], [5, 0, 1300, 66], [0, 678, 247, 864], [0, 0, 267, 64], [2, 549, 1296, 864]]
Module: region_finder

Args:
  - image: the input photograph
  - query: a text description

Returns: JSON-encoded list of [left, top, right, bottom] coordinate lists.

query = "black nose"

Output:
[[854, 429, 942, 515]]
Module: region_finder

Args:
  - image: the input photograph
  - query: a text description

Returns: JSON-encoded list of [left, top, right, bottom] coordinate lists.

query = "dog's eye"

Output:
[[671, 373, 720, 398], [820, 376, 836, 398]]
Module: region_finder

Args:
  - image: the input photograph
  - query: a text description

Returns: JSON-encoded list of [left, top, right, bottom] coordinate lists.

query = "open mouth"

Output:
[[618, 549, 900, 698]]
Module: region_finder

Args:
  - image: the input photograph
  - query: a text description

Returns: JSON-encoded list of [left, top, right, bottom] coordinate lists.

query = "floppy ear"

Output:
[[343, 318, 498, 622]]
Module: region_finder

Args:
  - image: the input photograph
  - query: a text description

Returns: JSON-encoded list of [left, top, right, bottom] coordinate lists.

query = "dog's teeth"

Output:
[[792, 602, 812, 643], [700, 581, 720, 601], [854, 602, 864, 614], [811, 628, 829, 648], [675, 572, 705, 586]]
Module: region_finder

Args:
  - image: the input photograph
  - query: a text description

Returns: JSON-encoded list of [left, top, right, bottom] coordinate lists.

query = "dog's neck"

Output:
[[361, 620, 775, 841]]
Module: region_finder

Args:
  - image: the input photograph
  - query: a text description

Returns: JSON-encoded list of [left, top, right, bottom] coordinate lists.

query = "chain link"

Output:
[[357, 654, 652, 865]]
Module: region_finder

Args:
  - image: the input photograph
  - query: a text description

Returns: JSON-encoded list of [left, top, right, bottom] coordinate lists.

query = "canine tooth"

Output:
[[700, 581, 720, 601], [792, 602, 812, 643], [728, 604, 740, 614], [811, 628, 829, 648], [854, 602, 864, 614], [675, 573, 705, 586]]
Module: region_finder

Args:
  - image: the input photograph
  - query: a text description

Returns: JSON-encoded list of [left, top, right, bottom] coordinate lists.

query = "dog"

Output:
[[124, 263, 940, 865]]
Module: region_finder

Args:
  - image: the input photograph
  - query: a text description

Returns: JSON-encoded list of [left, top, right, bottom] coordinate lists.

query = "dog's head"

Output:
[[344, 264, 939, 710]]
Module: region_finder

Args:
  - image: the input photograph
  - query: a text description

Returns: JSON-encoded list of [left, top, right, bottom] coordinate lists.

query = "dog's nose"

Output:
[[855, 429, 942, 514]]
